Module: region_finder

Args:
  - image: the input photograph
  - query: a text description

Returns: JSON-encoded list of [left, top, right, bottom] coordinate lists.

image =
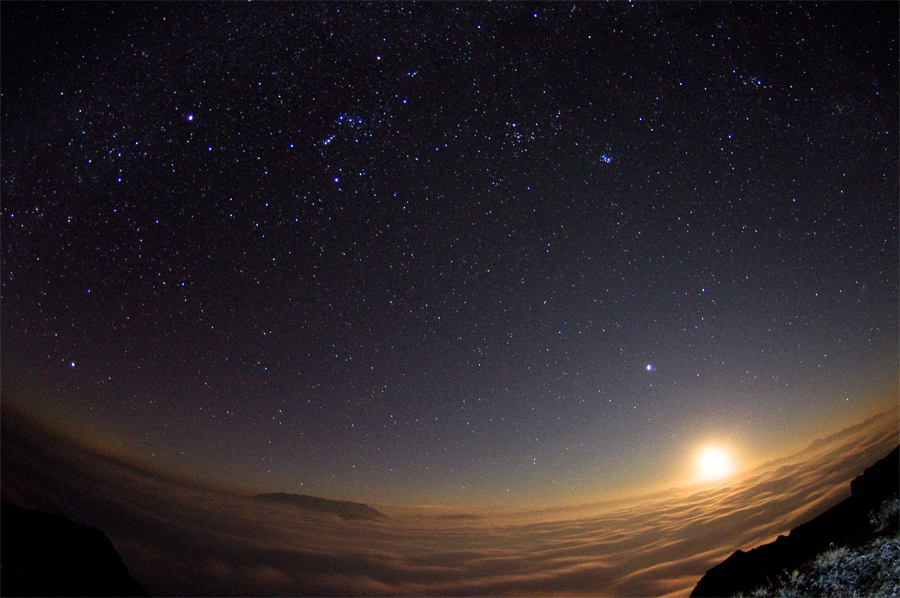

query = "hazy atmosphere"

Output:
[[2, 405, 896, 596]]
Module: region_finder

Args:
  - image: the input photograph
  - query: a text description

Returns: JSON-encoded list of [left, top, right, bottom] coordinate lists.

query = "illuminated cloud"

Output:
[[2, 408, 895, 596]]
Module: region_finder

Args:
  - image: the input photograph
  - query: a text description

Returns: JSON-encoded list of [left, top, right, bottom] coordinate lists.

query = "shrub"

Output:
[[742, 497, 900, 598]]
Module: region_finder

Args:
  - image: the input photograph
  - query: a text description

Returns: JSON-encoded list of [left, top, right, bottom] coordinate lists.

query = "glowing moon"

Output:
[[696, 447, 735, 482]]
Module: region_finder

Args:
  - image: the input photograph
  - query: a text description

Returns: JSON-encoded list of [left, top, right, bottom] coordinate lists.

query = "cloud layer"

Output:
[[2, 409, 897, 596]]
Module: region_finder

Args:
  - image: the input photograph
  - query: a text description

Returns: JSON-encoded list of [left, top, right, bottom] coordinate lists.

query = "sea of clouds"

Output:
[[2, 409, 897, 596]]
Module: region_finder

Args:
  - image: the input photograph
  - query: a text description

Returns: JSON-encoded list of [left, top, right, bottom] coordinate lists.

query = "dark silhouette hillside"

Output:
[[691, 445, 900, 597], [0, 500, 147, 597], [254, 492, 388, 521]]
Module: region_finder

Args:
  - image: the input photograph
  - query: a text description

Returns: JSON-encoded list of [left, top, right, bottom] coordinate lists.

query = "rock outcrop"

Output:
[[1, 500, 148, 597], [691, 445, 899, 597], [254, 492, 388, 521]]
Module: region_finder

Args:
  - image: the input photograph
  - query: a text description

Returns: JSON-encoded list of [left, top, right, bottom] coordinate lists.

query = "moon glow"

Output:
[[696, 447, 735, 482]]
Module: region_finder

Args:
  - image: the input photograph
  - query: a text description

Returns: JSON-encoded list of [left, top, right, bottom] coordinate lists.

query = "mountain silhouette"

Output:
[[254, 492, 388, 521], [691, 445, 900, 597], [0, 500, 148, 597]]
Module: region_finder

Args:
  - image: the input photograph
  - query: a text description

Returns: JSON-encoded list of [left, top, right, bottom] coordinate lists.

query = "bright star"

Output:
[[646, 364, 653, 372]]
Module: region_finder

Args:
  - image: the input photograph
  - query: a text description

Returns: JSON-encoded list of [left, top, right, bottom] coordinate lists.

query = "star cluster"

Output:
[[2, 2, 897, 504]]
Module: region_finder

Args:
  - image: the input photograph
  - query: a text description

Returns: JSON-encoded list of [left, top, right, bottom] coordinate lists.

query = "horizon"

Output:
[[2, 393, 896, 513], [2, 402, 897, 596]]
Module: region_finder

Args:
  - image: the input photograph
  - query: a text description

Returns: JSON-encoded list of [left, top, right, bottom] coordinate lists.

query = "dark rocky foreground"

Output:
[[691, 445, 900, 597], [0, 500, 148, 597], [254, 492, 388, 521]]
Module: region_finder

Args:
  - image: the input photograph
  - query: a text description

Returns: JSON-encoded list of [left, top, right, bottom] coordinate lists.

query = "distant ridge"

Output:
[[253, 493, 388, 521], [691, 445, 900, 597]]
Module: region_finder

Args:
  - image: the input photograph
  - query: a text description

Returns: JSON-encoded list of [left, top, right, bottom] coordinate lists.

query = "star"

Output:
[[1, 0, 895, 510]]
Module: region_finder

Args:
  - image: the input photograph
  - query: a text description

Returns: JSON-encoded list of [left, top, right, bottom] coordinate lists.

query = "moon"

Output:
[[695, 447, 735, 482]]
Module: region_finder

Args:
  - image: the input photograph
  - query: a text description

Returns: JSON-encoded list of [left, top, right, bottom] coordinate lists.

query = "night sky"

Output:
[[2, 2, 897, 507]]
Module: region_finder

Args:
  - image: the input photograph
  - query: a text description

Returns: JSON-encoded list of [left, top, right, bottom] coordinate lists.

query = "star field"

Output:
[[2, 2, 897, 505]]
